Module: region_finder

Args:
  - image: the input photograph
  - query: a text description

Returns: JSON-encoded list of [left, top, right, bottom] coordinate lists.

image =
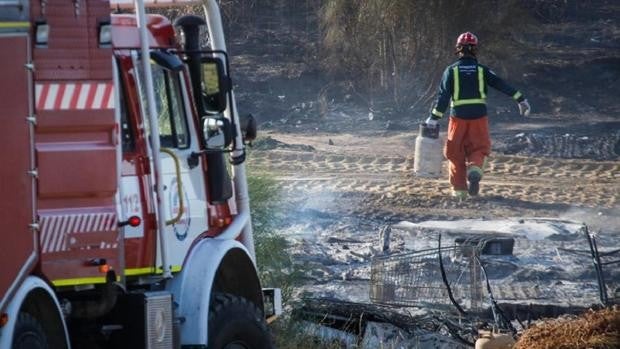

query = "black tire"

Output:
[[208, 293, 273, 349], [12, 312, 49, 349]]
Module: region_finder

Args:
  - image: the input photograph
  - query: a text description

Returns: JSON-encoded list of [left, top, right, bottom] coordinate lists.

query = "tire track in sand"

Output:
[[249, 149, 619, 209]]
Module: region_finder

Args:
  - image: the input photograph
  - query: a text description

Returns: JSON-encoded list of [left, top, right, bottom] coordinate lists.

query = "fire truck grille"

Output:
[[144, 292, 174, 349]]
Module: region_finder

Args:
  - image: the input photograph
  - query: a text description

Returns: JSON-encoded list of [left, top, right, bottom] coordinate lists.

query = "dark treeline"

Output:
[[159, 1, 609, 121], [216, 0, 594, 112]]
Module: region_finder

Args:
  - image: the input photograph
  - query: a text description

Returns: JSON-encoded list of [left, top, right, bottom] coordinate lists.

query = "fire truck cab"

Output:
[[0, 0, 278, 348]]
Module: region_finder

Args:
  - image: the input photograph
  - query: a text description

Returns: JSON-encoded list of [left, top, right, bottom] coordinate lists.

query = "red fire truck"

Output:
[[0, 0, 279, 348]]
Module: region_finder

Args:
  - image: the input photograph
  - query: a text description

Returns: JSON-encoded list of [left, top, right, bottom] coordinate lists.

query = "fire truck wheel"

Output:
[[12, 312, 49, 349], [208, 293, 273, 349]]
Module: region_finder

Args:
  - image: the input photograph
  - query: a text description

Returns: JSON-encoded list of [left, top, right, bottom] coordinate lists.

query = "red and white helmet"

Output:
[[456, 32, 478, 46]]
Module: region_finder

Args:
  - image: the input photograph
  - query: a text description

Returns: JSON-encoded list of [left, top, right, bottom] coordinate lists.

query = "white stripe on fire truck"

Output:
[[48, 216, 60, 253], [43, 216, 58, 253], [44, 84, 59, 110], [54, 215, 69, 253], [42, 215, 56, 253], [93, 214, 102, 233], [99, 213, 108, 231], [77, 213, 87, 232], [60, 84, 75, 109], [41, 218, 51, 252], [56, 215, 73, 252], [77, 83, 91, 109], [50, 215, 62, 253], [39, 213, 117, 253], [43, 216, 55, 252], [107, 90, 114, 109], [35, 84, 43, 106], [92, 84, 105, 109], [35, 82, 115, 110]]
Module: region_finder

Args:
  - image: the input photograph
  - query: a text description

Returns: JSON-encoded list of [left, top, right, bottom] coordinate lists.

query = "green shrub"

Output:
[[248, 175, 302, 301]]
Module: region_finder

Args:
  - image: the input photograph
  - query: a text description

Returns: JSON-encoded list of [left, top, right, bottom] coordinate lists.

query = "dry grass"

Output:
[[319, 0, 530, 110], [514, 306, 620, 349]]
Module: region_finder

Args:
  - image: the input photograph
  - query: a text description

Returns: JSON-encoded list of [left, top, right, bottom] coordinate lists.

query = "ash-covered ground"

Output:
[[248, 128, 619, 346]]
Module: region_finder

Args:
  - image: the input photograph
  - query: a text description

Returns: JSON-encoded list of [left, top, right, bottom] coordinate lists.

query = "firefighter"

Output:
[[426, 32, 531, 198]]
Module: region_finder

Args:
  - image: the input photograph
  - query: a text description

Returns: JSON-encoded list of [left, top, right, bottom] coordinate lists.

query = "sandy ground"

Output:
[[250, 125, 618, 223]]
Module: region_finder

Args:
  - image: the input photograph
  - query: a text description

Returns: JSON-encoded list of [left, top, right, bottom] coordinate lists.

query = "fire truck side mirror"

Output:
[[200, 57, 230, 114], [202, 117, 233, 149]]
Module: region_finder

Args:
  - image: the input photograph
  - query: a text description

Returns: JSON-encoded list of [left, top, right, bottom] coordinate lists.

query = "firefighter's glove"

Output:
[[518, 99, 531, 117], [425, 116, 440, 128]]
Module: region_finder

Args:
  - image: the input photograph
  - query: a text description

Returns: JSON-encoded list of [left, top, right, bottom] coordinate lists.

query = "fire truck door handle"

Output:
[[160, 148, 184, 226]]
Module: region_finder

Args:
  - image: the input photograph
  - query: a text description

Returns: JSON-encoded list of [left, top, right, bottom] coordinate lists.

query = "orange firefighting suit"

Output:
[[444, 116, 490, 191]]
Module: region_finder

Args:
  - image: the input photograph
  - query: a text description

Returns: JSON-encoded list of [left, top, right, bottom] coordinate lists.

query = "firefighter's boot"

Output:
[[467, 166, 483, 196], [452, 189, 468, 200]]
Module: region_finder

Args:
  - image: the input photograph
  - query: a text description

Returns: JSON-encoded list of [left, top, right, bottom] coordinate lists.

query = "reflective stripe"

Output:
[[53, 276, 114, 287], [451, 98, 486, 107], [0, 22, 29, 29], [52, 265, 183, 287], [52, 266, 182, 287], [452, 66, 460, 100], [451, 65, 487, 107], [512, 91, 523, 100], [125, 265, 182, 276], [125, 267, 156, 276], [431, 108, 443, 118], [478, 67, 486, 99]]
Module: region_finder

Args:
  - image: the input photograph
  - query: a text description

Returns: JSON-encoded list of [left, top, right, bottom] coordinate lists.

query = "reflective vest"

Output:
[[450, 66, 486, 107]]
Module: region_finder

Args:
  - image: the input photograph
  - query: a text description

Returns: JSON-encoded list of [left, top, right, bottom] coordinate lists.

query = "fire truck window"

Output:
[[151, 65, 189, 149]]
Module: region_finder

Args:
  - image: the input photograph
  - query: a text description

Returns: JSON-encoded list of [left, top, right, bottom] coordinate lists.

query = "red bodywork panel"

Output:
[[31, 0, 119, 285], [0, 34, 36, 312], [31, 0, 112, 81], [111, 14, 177, 48]]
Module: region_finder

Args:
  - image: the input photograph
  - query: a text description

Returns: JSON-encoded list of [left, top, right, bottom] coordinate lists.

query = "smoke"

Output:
[[558, 205, 620, 234]]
